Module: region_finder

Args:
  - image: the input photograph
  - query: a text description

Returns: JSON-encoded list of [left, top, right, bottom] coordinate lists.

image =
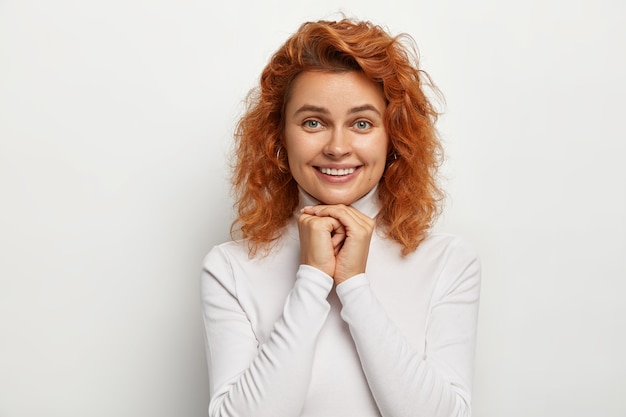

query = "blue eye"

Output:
[[354, 120, 372, 130], [304, 120, 321, 129]]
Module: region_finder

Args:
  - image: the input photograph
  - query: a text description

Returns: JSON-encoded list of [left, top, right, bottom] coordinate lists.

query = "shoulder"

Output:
[[419, 232, 480, 263], [201, 239, 266, 301], [201, 227, 299, 281], [202, 239, 252, 276], [371, 231, 480, 271], [203, 219, 300, 270], [420, 232, 481, 298]]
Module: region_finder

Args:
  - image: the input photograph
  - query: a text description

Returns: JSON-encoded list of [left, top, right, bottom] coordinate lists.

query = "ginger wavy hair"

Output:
[[231, 18, 444, 255]]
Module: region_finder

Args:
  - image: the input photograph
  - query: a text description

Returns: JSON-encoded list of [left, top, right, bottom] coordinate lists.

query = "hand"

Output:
[[299, 205, 375, 284], [297, 210, 346, 278]]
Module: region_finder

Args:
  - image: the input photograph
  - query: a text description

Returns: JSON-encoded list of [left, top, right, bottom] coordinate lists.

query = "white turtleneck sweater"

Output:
[[200, 187, 481, 417]]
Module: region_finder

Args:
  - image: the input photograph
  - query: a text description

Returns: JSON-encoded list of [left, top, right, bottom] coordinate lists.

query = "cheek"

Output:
[[283, 127, 300, 155], [285, 138, 316, 165], [285, 147, 308, 177], [362, 136, 389, 163]]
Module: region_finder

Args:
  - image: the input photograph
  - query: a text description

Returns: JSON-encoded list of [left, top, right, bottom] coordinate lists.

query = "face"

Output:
[[283, 71, 389, 205]]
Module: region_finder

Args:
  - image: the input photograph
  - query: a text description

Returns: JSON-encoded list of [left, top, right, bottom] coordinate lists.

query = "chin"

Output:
[[316, 193, 359, 206]]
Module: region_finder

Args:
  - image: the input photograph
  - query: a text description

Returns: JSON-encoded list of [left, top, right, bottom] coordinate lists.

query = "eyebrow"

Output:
[[294, 105, 329, 115], [293, 104, 382, 116], [348, 104, 382, 116]]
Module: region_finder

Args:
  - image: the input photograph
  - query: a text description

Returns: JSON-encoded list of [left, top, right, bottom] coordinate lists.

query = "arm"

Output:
[[336, 239, 481, 417], [201, 246, 334, 417]]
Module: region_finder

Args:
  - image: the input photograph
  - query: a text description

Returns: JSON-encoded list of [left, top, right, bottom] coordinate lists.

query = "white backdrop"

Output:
[[1, 1, 624, 416]]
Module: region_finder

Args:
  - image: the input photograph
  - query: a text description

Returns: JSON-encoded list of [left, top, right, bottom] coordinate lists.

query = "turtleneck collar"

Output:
[[296, 184, 382, 219]]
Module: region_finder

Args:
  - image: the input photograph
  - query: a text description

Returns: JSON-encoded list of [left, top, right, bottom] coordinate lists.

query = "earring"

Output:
[[387, 151, 400, 161], [276, 147, 289, 173]]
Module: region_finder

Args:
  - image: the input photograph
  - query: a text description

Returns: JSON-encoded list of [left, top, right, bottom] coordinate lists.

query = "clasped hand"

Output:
[[298, 205, 375, 285]]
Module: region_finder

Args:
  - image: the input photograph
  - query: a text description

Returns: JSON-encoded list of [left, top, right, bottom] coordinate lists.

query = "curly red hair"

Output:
[[231, 18, 444, 255]]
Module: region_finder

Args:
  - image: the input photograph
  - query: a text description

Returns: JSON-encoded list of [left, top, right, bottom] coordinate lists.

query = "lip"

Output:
[[314, 165, 362, 183]]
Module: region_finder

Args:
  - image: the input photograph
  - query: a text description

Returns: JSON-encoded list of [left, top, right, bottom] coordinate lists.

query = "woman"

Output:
[[201, 18, 480, 417]]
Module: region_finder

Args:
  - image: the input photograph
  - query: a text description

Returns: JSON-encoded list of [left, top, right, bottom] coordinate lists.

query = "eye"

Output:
[[303, 119, 322, 129], [354, 120, 372, 130]]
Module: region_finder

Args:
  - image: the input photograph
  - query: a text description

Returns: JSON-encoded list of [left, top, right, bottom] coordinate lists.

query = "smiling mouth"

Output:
[[318, 167, 357, 176]]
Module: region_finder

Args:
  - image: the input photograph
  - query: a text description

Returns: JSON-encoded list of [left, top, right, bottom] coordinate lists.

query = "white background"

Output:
[[1, 0, 624, 416]]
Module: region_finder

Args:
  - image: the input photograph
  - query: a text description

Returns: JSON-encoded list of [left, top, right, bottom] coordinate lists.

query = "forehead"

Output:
[[285, 70, 386, 113]]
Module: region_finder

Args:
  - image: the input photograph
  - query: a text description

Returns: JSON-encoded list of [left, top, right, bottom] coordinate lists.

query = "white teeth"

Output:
[[320, 167, 356, 176]]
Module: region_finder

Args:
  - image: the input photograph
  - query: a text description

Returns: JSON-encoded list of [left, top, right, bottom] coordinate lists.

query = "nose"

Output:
[[323, 128, 351, 158]]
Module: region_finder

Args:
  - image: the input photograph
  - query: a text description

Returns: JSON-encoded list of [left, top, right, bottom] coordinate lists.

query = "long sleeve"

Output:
[[201, 246, 334, 417], [336, 237, 481, 417]]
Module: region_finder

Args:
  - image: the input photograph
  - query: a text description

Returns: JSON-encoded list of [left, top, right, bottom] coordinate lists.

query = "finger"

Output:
[[298, 212, 343, 234], [297, 213, 343, 277], [330, 223, 346, 248], [304, 204, 371, 222], [307, 205, 375, 236]]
